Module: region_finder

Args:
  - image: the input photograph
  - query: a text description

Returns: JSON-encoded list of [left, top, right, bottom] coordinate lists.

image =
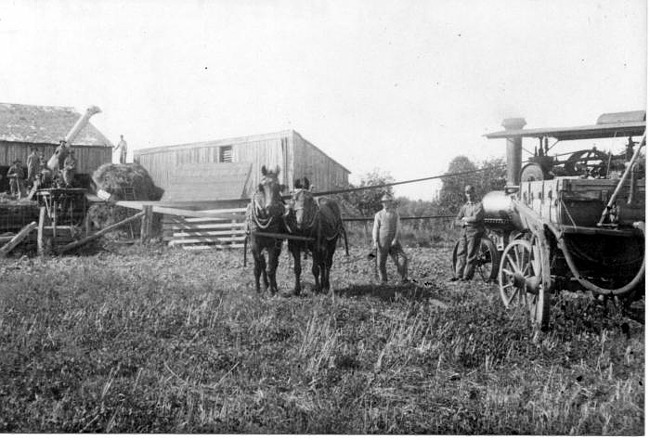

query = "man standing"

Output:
[[372, 193, 408, 283], [114, 135, 127, 164], [62, 150, 77, 187], [26, 147, 40, 187], [452, 185, 485, 281], [7, 160, 25, 197]]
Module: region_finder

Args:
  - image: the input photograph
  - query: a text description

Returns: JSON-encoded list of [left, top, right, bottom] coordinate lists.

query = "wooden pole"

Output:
[[57, 211, 145, 254], [0, 221, 37, 257], [140, 205, 153, 244], [38, 206, 47, 256]]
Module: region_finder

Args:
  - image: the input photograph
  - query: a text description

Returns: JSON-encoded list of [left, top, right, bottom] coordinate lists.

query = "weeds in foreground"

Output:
[[0, 245, 643, 434]]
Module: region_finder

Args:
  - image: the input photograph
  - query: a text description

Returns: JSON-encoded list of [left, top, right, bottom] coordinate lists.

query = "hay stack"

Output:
[[92, 163, 163, 201], [88, 164, 163, 237]]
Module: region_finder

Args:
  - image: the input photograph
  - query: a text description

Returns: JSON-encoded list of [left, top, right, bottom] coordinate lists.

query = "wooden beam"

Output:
[[0, 221, 37, 257], [38, 206, 46, 256], [140, 205, 153, 244], [57, 211, 145, 254]]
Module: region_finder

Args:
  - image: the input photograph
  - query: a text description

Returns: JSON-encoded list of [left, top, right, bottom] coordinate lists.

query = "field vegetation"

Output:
[[0, 230, 643, 434]]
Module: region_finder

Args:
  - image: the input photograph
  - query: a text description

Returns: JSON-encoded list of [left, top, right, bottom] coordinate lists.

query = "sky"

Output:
[[0, 0, 646, 200]]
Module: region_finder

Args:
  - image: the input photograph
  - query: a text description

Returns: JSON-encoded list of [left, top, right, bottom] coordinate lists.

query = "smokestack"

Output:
[[502, 117, 526, 188]]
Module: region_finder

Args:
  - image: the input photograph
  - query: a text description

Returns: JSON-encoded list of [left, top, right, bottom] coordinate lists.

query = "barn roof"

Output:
[[0, 103, 113, 147]]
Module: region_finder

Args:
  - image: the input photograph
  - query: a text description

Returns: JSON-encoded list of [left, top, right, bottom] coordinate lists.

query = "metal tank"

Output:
[[481, 190, 524, 231]]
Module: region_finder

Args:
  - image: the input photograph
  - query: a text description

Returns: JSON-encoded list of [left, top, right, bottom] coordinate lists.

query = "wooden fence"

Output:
[[161, 207, 247, 250]]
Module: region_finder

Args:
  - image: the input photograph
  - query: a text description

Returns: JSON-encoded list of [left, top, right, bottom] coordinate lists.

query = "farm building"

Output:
[[0, 103, 113, 189], [134, 130, 350, 202]]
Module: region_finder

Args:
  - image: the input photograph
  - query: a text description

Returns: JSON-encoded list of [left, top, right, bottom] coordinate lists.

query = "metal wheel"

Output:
[[452, 236, 500, 282], [498, 238, 550, 330]]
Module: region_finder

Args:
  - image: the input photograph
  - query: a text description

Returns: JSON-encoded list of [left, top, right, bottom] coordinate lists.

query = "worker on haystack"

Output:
[[372, 193, 408, 284], [452, 184, 485, 281], [114, 135, 127, 164], [26, 147, 40, 187], [62, 150, 77, 187], [7, 159, 25, 197]]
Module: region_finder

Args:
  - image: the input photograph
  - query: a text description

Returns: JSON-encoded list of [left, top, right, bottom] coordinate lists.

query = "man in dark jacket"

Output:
[[452, 185, 485, 281]]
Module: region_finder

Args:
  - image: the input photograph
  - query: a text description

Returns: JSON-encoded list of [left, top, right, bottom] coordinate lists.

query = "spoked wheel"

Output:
[[498, 238, 550, 330], [452, 236, 500, 282]]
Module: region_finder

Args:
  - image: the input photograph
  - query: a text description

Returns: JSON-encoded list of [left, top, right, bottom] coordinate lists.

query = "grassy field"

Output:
[[0, 239, 644, 434]]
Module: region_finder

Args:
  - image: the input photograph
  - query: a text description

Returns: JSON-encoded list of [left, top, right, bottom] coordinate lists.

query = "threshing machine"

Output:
[[458, 111, 645, 329]]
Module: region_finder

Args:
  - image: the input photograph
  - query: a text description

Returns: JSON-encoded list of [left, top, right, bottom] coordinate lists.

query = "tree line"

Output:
[[341, 156, 507, 217]]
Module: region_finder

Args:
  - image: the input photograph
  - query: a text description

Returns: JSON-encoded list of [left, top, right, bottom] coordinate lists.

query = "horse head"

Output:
[[256, 165, 286, 218], [291, 188, 318, 231]]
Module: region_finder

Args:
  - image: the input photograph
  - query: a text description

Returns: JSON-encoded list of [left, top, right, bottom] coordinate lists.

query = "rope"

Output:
[[309, 165, 506, 197]]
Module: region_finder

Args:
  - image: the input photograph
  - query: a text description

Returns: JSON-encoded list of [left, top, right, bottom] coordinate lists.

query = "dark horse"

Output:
[[245, 166, 286, 295], [285, 177, 348, 295]]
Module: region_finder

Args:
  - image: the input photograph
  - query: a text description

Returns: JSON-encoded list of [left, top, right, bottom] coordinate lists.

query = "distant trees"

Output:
[[343, 158, 506, 218], [342, 169, 395, 217], [436, 156, 506, 214]]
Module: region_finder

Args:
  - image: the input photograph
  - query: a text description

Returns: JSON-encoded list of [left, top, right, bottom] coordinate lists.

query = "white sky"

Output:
[[0, 0, 646, 200]]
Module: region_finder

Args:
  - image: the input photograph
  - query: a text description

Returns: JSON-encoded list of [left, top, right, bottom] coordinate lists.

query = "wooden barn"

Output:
[[134, 130, 350, 202], [0, 103, 113, 188]]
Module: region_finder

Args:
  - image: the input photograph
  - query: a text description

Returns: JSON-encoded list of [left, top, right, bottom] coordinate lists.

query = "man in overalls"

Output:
[[372, 193, 408, 283], [452, 185, 485, 281]]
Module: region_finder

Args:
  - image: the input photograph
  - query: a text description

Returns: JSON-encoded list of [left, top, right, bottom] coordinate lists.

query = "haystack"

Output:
[[92, 163, 164, 201], [88, 163, 164, 238]]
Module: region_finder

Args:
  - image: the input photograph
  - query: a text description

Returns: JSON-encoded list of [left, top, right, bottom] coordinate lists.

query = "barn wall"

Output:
[[135, 130, 350, 199], [290, 133, 349, 192], [0, 141, 111, 174], [135, 135, 292, 197]]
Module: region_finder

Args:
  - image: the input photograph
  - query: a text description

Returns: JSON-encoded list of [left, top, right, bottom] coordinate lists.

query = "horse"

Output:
[[285, 177, 348, 295], [245, 165, 286, 295]]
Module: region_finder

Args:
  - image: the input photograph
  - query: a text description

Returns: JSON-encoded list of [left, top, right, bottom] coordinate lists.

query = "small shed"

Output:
[[134, 130, 351, 201], [0, 103, 113, 175]]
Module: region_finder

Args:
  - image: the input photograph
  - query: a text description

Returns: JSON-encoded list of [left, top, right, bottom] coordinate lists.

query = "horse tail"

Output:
[[341, 223, 349, 257]]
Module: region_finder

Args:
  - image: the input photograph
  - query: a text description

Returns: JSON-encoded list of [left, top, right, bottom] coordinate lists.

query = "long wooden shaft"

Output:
[[58, 211, 145, 253], [0, 221, 37, 257]]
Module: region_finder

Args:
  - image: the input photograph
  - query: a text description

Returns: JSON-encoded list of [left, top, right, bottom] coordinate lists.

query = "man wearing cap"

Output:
[[372, 193, 408, 283], [7, 159, 25, 197], [452, 185, 485, 281]]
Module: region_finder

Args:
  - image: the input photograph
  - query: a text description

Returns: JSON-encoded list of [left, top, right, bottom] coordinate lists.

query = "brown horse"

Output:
[[245, 166, 286, 295], [285, 178, 348, 295]]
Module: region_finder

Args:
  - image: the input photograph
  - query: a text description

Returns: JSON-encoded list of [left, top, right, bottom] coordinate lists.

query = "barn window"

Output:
[[219, 145, 233, 163]]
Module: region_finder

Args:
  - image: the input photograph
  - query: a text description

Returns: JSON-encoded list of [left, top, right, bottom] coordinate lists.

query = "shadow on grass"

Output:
[[335, 281, 447, 303]]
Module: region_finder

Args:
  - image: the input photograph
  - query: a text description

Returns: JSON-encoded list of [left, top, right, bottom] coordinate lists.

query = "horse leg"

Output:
[[289, 242, 302, 296], [252, 248, 263, 293], [260, 251, 269, 292], [311, 252, 322, 292], [322, 241, 336, 292], [268, 241, 281, 295]]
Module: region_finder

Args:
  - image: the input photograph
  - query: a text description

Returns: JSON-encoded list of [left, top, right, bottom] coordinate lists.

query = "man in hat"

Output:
[[62, 150, 77, 187], [26, 147, 40, 187], [372, 193, 408, 283], [452, 184, 485, 281], [6, 159, 25, 197], [52, 139, 69, 171]]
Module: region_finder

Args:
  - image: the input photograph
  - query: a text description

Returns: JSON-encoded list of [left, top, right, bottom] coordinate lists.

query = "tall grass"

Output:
[[0, 244, 643, 434]]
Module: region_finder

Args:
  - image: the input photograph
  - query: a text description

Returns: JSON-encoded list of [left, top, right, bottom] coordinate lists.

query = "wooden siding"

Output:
[[290, 132, 349, 192], [161, 162, 252, 202], [0, 141, 111, 174], [135, 130, 350, 200]]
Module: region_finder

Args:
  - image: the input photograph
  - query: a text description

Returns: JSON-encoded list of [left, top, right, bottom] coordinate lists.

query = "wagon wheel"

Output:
[[452, 236, 500, 282], [498, 238, 550, 330]]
